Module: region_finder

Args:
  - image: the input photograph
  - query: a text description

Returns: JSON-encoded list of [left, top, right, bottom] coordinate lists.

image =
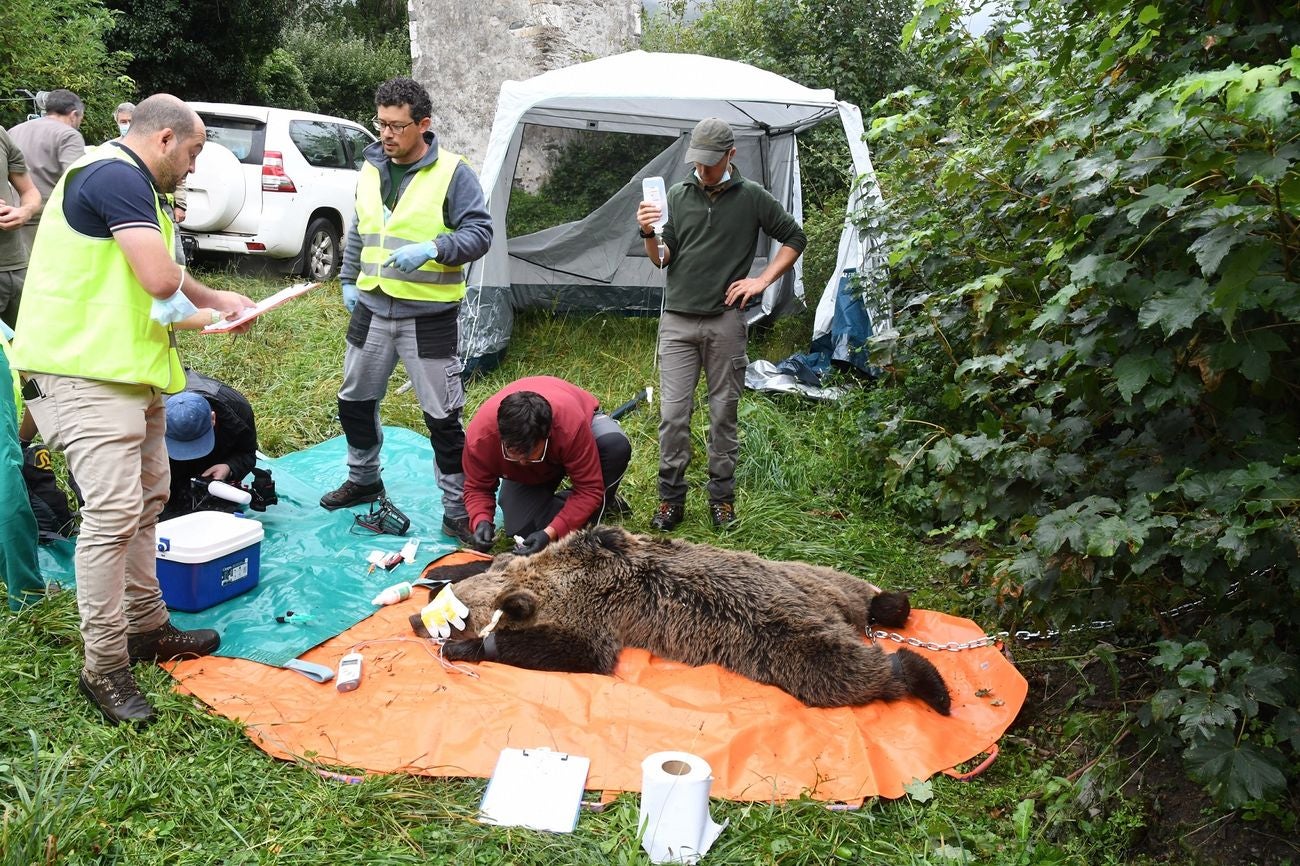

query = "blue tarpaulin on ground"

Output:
[[38, 427, 480, 667]]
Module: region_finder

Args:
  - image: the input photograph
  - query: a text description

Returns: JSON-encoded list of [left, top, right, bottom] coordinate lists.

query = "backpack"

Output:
[[22, 443, 77, 541]]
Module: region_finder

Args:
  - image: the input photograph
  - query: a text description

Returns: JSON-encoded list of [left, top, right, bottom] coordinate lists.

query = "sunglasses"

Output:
[[501, 438, 548, 464]]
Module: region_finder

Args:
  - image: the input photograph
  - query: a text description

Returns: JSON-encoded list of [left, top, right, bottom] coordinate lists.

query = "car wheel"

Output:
[[300, 216, 341, 281]]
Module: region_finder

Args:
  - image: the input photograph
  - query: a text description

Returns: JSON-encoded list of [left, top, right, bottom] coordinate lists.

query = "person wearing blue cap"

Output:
[[162, 370, 257, 519]]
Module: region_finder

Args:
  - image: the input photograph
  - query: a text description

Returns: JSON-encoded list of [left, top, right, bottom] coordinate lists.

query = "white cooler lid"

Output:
[[156, 511, 265, 564]]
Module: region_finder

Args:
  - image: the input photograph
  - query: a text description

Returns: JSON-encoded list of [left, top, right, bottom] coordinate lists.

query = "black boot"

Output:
[[128, 621, 221, 663], [79, 667, 157, 726]]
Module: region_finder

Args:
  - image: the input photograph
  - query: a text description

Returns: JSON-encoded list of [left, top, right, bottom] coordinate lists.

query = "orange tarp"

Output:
[[169, 554, 1027, 802]]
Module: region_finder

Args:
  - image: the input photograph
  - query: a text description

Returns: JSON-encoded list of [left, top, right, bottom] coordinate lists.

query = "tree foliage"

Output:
[[292, 0, 410, 43], [258, 22, 410, 124], [0, 0, 133, 141], [862, 0, 1299, 809], [643, 0, 920, 112], [103, 0, 292, 102]]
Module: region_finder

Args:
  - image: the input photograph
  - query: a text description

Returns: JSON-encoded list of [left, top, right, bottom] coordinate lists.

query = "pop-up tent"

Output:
[[459, 50, 890, 371]]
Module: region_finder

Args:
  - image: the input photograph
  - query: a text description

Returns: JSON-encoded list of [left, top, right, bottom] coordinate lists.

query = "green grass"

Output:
[[0, 269, 1188, 865]]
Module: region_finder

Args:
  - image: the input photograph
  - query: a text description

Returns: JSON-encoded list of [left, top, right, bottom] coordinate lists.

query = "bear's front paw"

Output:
[[442, 638, 485, 663], [869, 591, 911, 627]]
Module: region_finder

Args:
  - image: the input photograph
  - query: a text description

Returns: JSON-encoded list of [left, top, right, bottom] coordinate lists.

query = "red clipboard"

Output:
[[202, 281, 320, 333]]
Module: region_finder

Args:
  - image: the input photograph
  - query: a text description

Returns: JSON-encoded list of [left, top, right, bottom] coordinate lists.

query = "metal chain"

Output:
[[868, 629, 1010, 652], [875, 580, 1243, 652]]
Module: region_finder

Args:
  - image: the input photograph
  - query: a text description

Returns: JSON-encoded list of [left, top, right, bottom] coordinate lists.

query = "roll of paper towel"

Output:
[[638, 751, 729, 864]]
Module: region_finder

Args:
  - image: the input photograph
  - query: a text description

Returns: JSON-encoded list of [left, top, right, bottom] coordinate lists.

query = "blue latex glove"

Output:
[[150, 288, 199, 325], [513, 529, 550, 556], [342, 283, 359, 312], [383, 240, 438, 273]]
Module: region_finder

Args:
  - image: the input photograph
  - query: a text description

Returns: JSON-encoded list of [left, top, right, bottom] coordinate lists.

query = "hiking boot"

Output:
[[441, 514, 475, 547], [127, 621, 221, 663], [709, 501, 737, 527], [649, 502, 684, 531], [319, 479, 385, 510], [79, 667, 157, 726]]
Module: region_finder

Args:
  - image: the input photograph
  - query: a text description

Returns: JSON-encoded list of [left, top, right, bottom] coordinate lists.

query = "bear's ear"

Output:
[[497, 589, 538, 622], [590, 524, 633, 554]]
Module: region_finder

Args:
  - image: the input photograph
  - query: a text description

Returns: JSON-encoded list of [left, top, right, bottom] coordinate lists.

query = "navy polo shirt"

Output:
[[62, 143, 164, 238]]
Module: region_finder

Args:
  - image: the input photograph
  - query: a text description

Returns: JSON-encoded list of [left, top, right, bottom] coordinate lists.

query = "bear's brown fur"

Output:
[[428, 526, 950, 714]]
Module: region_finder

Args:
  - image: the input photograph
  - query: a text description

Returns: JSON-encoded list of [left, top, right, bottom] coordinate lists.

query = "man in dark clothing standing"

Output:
[[636, 117, 806, 531], [162, 370, 257, 518], [462, 376, 631, 555]]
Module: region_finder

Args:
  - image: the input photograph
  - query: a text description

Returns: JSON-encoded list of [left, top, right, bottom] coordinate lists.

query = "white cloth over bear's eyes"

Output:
[[420, 585, 469, 639]]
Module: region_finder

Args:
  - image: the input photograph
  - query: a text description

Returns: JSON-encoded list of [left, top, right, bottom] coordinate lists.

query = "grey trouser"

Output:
[[499, 413, 631, 535], [25, 374, 171, 674], [337, 304, 468, 519], [657, 308, 748, 504], [0, 267, 25, 329]]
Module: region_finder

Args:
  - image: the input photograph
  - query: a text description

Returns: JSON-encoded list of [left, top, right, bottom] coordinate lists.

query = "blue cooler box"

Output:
[[155, 511, 264, 612]]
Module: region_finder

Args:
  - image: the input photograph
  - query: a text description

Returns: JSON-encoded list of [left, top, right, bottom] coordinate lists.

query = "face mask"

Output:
[[118, 122, 130, 136]]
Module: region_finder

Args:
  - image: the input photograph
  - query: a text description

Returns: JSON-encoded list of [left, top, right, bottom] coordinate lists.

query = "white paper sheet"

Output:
[[202, 281, 319, 333]]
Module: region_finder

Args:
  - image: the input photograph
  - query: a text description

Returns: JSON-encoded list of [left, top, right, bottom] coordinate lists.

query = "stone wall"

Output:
[[409, 0, 641, 175]]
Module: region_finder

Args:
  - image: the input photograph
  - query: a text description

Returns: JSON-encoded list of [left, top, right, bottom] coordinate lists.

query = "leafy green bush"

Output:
[[861, 0, 1299, 809], [262, 22, 411, 124], [0, 0, 133, 142]]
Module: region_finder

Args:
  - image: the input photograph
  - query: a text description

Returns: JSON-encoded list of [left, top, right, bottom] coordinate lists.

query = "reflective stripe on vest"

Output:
[[10, 147, 184, 392], [354, 150, 467, 301]]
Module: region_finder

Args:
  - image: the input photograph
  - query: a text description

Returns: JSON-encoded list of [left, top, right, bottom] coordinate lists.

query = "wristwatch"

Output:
[[638, 226, 656, 239]]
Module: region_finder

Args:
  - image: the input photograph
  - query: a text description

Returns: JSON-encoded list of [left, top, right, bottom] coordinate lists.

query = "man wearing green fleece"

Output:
[[635, 117, 806, 531]]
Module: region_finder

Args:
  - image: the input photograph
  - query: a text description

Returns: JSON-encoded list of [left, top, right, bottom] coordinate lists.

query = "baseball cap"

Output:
[[684, 117, 734, 166], [164, 392, 215, 461]]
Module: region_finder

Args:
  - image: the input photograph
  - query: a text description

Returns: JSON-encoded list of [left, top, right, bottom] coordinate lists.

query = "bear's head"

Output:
[[444, 525, 639, 638]]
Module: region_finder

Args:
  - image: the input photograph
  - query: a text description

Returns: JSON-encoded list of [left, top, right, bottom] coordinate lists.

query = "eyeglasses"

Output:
[[502, 438, 548, 464], [371, 117, 417, 133]]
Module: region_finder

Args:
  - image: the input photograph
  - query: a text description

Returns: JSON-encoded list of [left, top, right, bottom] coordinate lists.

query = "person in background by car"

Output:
[[161, 370, 257, 520], [108, 102, 135, 142], [322, 77, 492, 549], [0, 125, 41, 329], [8, 89, 87, 255]]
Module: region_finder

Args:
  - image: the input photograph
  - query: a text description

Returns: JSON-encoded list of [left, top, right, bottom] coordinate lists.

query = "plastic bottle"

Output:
[[641, 176, 669, 233], [371, 580, 413, 606]]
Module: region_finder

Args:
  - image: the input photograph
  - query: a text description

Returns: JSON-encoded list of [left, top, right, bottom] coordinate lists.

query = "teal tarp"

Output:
[[40, 427, 479, 667]]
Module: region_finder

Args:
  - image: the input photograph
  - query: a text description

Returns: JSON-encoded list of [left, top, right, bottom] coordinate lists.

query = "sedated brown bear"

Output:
[[421, 525, 951, 714]]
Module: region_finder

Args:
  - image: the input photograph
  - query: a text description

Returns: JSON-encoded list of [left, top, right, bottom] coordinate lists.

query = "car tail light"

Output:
[[261, 151, 296, 192]]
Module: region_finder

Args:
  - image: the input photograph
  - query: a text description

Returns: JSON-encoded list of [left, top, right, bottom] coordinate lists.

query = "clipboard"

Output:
[[478, 747, 590, 833], [202, 281, 320, 333]]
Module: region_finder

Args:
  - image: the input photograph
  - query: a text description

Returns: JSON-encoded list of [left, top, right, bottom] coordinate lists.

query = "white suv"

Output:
[[181, 103, 375, 281]]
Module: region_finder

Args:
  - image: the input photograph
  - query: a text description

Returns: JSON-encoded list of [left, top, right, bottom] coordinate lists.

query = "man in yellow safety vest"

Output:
[[322, 77, 492, 548]]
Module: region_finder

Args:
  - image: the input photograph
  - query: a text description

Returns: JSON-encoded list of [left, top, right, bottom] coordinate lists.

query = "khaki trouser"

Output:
[[656, 309, 749, 505], [25, 374, 171, 673]]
